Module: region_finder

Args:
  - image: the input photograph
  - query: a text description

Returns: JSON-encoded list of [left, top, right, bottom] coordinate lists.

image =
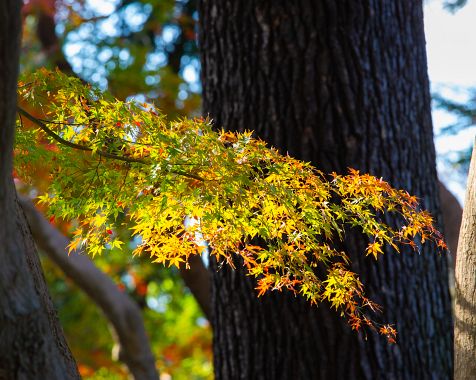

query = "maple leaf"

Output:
[[366, 241, 383, 260]]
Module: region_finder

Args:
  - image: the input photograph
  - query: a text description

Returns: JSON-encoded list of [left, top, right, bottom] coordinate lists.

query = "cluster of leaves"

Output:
[[16, 69, 446, 342]]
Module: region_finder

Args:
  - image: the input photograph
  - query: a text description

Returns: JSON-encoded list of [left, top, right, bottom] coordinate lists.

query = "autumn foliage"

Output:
[[16, 69, 447, 342]]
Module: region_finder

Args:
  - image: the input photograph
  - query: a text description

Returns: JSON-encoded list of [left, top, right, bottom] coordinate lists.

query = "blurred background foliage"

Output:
[[20, 0, 210, 378]]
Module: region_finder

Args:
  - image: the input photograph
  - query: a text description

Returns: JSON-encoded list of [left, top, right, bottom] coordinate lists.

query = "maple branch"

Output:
[[17, 107, 147, 164], [18, 196, 159, 380], [16, 106, 206, 181]]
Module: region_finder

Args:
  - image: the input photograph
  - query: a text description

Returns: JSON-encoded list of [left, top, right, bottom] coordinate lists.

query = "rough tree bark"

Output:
[[0, 1, 80, 379], [454, 140, 476, 380], [199, 1, 453, 379]]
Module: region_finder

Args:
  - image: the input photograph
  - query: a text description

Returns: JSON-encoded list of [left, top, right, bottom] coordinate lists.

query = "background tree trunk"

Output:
[[199, 1, 453, 379], [454, 140, 476, 380], [0, 2, 80, 378]]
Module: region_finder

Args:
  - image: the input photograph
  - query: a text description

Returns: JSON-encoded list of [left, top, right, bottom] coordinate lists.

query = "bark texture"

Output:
[[0, 1, 80, 379], [454, 141, 476, 380], [18, 197, 160, 380], [199, 1, 453, 379]]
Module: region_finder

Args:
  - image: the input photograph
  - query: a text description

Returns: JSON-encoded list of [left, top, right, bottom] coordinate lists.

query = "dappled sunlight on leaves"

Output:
[[17, 69, 447, 342]]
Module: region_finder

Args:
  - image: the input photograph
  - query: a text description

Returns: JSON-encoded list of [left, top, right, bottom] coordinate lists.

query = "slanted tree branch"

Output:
[[18, 196, 159, 380]]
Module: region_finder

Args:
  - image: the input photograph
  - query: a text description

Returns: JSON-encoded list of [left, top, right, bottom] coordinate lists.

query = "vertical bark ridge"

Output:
[[454, 141, 476, 380]]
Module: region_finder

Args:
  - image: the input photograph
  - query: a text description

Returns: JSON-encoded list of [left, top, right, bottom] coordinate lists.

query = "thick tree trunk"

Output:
[[0, 1, 80, 378], [454, 141, 476, 380], [199, 1, 453, 379]]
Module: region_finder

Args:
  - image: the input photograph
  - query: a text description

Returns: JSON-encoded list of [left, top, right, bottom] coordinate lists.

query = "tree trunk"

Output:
[[198, 1, 453, 379], [0, 2, 80, 378], [454, 140, 476, 380]]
